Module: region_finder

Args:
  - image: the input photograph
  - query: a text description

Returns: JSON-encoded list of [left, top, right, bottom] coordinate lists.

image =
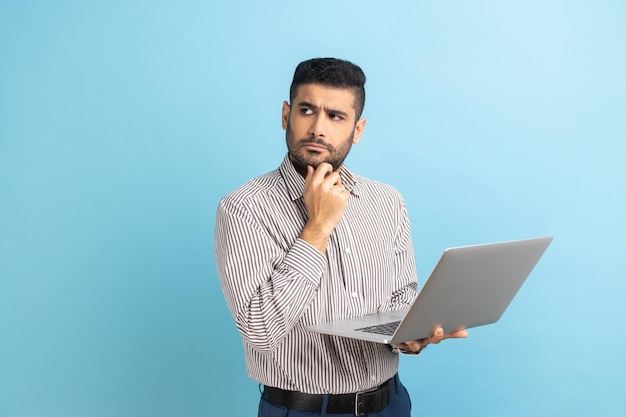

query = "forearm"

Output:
[[233, 239, 325, 351], [215, 203, 326, 351], [379, 250, 418, 311], [380, 199, 418, 311]]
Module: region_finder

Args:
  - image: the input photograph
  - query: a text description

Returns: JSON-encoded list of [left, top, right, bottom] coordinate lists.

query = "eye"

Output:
[[330, 113, 343, 121], [301, 108, 313, 115]]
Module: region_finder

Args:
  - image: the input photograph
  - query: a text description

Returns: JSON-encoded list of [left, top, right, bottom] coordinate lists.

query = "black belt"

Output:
[[261, 374, 400, 416]]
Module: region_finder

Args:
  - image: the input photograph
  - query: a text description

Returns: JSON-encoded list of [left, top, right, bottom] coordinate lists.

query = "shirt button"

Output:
[[371, 375, 377, 381], [351, 292, 358, 298], [345, 247, 351, 254]]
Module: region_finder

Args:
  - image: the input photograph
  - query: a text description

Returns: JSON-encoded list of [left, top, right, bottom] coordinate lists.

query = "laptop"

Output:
[[306, 236, 552, 344]]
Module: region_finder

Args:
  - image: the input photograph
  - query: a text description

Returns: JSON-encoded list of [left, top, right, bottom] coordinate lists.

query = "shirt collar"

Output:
[[279, 154, 360, 201]]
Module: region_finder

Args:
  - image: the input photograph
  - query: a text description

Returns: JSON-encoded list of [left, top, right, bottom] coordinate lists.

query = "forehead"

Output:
[[292, 83, 356, 113]]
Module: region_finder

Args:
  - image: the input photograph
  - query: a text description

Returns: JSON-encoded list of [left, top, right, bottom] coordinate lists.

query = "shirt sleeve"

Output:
[[380, 196, 418, 312], [214, 197, 327, 352]]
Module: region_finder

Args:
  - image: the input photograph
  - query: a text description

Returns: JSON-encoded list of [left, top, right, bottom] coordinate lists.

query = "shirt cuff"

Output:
[[280, 238, 327, 287]]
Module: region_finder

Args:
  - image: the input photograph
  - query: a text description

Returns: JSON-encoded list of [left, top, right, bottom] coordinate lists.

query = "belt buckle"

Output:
[[354, 390, 365, 416], [354, 387, 376, 416]]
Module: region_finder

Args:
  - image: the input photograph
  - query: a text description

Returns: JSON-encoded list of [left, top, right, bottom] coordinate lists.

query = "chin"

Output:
[[291, 150, 343, 171], [292, 152, 320, 166]]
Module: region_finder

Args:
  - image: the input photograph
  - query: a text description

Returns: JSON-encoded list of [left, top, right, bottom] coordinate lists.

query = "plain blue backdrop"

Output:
[[1, 1, 625, 416]]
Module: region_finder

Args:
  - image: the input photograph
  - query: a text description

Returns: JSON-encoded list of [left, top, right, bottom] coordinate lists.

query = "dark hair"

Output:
[[289, 58, 366, 120]]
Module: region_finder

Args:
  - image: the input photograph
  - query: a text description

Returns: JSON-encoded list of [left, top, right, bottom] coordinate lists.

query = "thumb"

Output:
[[430, 327, 444, 344]]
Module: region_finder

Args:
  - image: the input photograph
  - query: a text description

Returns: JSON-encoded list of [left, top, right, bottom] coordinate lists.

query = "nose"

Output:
[[308, 113, 326, 137]]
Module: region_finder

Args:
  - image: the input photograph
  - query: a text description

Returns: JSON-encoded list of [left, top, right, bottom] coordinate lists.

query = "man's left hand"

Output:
[[394, 327, 468, 353]]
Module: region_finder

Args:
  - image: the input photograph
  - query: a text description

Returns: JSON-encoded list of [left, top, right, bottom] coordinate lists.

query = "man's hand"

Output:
[[299, 163, 349, 253], [394, 327, 468, 354]]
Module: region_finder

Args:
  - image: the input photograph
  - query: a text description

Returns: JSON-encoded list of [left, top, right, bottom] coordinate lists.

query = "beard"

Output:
[[285, 121, 355, 172]]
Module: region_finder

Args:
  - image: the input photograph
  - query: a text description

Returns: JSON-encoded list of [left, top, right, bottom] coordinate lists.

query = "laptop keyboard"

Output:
[[356, 320, 401, 336]]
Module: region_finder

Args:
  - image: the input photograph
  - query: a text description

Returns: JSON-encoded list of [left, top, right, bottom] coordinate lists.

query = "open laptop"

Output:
[[306, 237, 552, 344]]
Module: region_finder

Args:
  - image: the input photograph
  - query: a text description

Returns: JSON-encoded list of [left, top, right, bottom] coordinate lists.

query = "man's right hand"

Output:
[[299, 163, 349, 253]]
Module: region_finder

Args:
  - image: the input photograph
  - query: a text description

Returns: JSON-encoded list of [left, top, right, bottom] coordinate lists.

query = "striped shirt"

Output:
[[214, 154, 418, 394]]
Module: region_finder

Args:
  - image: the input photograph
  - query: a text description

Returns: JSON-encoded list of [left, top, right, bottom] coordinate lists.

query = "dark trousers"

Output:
[[257, 383, 412, 417]]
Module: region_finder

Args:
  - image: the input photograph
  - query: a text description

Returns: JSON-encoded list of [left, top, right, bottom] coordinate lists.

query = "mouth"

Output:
[[302, 143, 328, 153], [300, 139, 330, 153]]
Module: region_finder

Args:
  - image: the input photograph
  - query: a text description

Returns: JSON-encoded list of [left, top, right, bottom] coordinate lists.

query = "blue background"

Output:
[[1, 1, 625, 416]]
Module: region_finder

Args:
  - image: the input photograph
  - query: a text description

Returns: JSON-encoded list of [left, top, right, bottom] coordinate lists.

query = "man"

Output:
[[215, 58, 467, 416]]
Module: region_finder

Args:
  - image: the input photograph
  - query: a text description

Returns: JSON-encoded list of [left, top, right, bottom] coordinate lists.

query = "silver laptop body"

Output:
[[305, 237, 552, 344]]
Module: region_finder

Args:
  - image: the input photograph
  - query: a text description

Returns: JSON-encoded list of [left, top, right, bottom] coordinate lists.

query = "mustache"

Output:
[[300, 137, 335, 151]]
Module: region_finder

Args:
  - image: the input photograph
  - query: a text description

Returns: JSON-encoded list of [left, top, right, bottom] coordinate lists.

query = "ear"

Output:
[[352, 118, 367, 145], [281, 101, 290, 131]]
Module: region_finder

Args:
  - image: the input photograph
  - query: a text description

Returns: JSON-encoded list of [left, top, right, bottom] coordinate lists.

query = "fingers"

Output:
[[444, 328, 468, 339], [396, 327, 468, 354], [301, 163, 349, 241], [304, 163, 347, 210], [306, 164, 315, 181], [395, 341, 423, 353], [310, 162, 333, 178], [428, 327, 445, 344], [432, 327, 468, 341], [306, 163, 342, 187]]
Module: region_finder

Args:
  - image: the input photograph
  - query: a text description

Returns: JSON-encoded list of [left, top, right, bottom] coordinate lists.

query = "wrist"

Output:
[[391, 344, 425, 355], [299, 224, 332, 253]]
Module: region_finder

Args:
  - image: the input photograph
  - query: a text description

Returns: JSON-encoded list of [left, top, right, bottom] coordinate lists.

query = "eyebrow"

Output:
[[296, 101, 350, 118]]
